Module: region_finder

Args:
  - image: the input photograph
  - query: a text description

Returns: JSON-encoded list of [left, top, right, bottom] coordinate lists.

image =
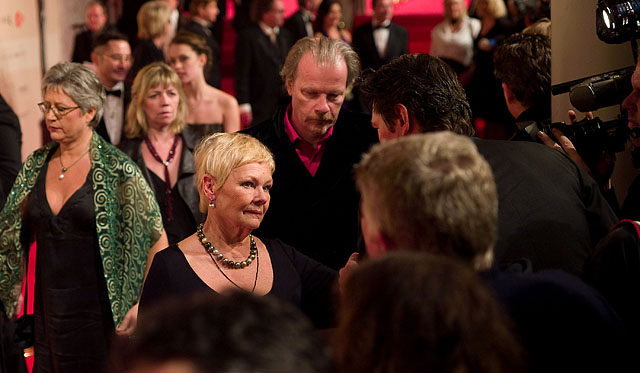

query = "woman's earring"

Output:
[[209, 200, 215, 208]]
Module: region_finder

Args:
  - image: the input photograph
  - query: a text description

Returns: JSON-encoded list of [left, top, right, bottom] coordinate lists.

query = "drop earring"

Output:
[[209, 200, 215, 208]]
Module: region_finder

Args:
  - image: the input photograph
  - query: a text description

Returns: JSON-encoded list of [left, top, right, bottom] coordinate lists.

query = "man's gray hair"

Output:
[[280, 37, 360, 90], [355, 131, 498, 271], [42, 62, 105, 128]]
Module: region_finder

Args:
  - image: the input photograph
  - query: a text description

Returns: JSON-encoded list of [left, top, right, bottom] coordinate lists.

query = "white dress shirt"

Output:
[[103, 81, 124, 145]]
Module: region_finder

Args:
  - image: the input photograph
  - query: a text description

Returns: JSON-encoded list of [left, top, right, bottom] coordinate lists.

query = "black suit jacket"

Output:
[[95, 82, 131, 145], [0, 93, 21, 210], [128, 39, 165, 82], [234, 24, 292, 126], [352, 21, 408, 71], [71, 26, 115, 63], [183, 20, 221, 88], [244, 102, 378, 269], [284, 10, 313, 42], [473, 138, 618, 276]]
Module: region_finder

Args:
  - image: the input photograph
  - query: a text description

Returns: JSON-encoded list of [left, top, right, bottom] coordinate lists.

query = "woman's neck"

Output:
[[202, 217, 252, 253], [182, 76, 207, 99], [146, 126, 175, 143], [59, 129, 93, 156], [152, 35, 167, 50]]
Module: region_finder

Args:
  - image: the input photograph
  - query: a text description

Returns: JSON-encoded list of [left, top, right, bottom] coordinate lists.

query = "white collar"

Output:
[[259, 22, 279, 36]]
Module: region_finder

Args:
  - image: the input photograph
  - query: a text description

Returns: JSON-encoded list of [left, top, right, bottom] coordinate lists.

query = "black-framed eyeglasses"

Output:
[[37, 102, 80, 120]]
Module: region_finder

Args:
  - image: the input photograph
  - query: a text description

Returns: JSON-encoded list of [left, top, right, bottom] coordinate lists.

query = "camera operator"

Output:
[[538, 62, 638, 218], [494, 32, 550, 141]]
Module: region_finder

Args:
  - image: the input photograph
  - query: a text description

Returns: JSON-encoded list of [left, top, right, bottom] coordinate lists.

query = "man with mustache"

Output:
[[91, 31, 132, 145], [244, 37, 377, 270]]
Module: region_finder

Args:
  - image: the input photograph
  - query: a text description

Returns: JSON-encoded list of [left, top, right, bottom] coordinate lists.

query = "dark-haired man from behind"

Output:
[[494, 33, 551, 141], [91, 31, 132, 145], [358, 53, 617, 277], [245, 37, 377, 270]]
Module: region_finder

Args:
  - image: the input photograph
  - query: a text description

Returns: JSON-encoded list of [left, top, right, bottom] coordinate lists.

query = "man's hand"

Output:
[[116, 303, 139, 336], [537, 110, 615, 190], [338, 253, 359, 296]]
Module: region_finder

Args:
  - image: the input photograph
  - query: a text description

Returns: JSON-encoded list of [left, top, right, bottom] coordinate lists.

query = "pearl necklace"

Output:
[[196, 224, 259, 293], [196, 224, 257, 268]]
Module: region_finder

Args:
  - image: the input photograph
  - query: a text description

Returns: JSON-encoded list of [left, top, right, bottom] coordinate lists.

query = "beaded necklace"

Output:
[[196, 224, 259, 293]]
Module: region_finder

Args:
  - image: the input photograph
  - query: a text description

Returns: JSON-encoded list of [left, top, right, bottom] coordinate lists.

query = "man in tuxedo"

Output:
[[358, 53, 617, 277], [185, 0, 222, 88], [72, 1, 112, 64], [91, 31, 132, 145], [284, 0, 321, 43], [244, 37, 377, 270], [235, 0, 292, 127], [352, 0, 408, 72]]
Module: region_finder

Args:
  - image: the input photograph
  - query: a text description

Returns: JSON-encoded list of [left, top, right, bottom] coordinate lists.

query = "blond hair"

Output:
[[125, 62, 186, 139], [194, 133, 275, 212], [137, 0, 171, 39]]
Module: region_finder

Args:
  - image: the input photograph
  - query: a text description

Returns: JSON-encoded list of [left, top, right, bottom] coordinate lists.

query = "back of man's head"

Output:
[[359, 53, 474, 136], [494, 33, 551, 110], [355, 131, 497, 270]]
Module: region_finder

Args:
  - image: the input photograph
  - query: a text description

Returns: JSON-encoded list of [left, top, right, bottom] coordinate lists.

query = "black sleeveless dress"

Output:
[[182, 123, 224, 144], [148, 170, 196, 245], [27, 165, 113, 372]]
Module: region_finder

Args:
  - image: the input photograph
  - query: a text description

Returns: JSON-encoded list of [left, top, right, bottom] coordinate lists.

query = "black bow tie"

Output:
[[106, 89, 122, 97], [373, 23, 390, 30]]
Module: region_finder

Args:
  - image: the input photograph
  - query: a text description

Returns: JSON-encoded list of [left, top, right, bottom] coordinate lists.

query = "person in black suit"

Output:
[[284, 0, 321, 43], [244, 37, 378, 270], [0, 93, 21, 210], [494, 33, 551, 142], [358, 53, 617, 277], [184, 0, 222, 88], [351, 0, 408, 72], [71, 1, 112, 64], [235, 0, 292, 127], [91, 31, 133, 145]]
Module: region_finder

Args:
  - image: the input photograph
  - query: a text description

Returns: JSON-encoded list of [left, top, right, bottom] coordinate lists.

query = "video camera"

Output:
[[549, 65, 632, 173]]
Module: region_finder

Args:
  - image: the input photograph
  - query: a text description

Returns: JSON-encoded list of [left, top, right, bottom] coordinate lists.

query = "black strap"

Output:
[[22, 245, 29, 317]]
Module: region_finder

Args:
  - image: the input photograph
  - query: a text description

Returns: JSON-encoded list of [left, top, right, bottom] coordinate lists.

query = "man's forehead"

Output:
[[106, 40, 131, 52], [294, 53, 346, 78]]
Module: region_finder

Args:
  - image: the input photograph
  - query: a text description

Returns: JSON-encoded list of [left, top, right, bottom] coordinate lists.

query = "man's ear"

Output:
[[501, 82, 515, 105], [90, 52, 99, 66], [285, 78, 293, 96], [394, 103, 411, 135]]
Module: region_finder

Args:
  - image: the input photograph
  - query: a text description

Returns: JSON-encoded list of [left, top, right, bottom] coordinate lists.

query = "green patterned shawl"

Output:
[[0, 132, 163, 326]]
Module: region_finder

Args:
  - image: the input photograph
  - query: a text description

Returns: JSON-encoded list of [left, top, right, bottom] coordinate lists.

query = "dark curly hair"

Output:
[[358, 53, 475, 136], [494, 33, 551, 110]]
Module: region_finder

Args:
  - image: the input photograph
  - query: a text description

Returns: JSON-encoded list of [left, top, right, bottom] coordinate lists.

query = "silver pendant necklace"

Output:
[[58, 148, 90, 180]]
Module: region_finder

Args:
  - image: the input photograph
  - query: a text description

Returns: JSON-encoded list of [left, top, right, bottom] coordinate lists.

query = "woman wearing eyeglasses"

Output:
[[0, 62, 168, 372]]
